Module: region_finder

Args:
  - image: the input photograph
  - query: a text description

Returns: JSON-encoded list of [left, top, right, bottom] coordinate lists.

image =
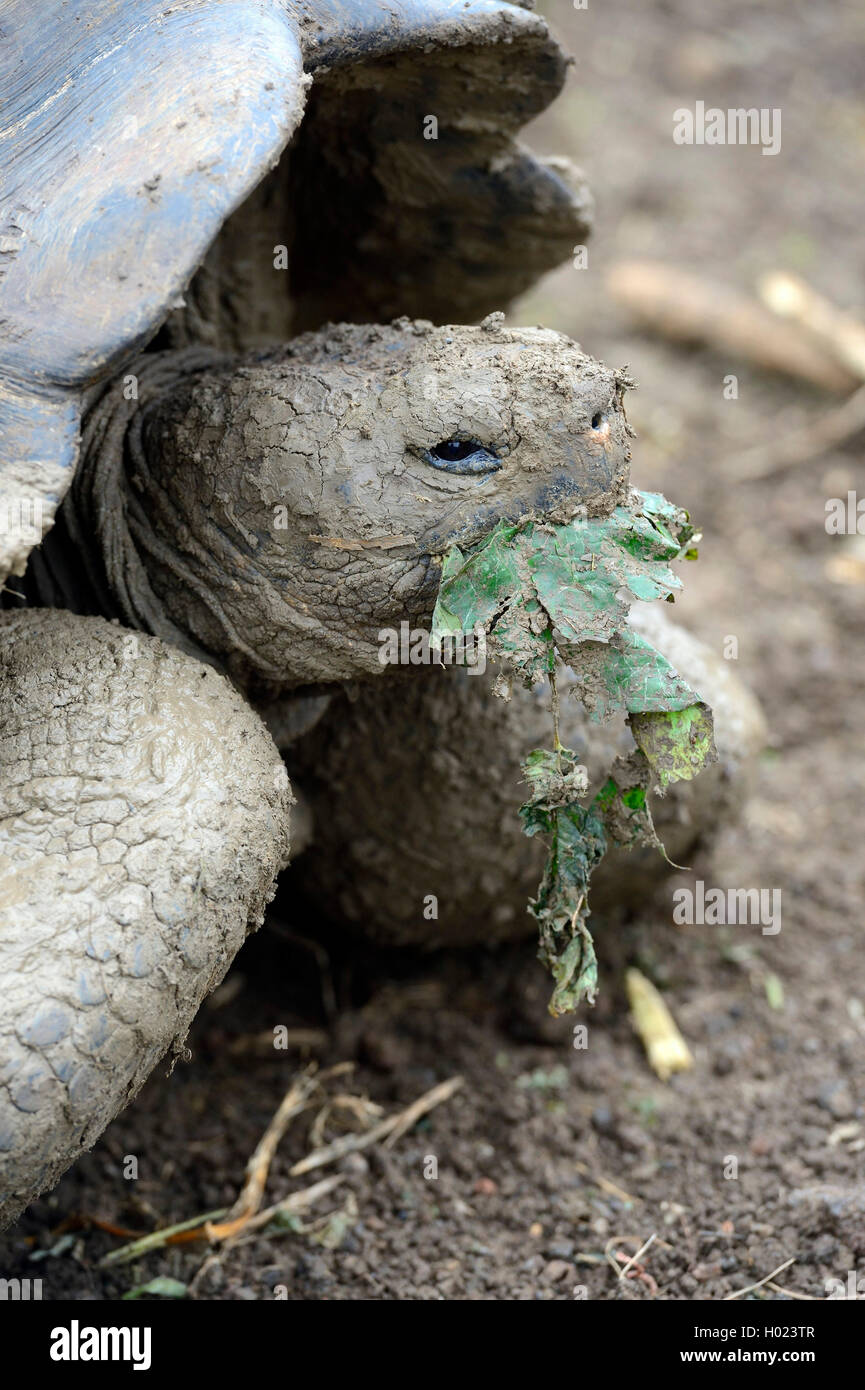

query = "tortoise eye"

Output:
[[425, 438, 501, 475]]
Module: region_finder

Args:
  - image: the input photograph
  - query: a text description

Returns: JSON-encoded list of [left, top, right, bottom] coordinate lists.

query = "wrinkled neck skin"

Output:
[[83, 320, 632, 693]]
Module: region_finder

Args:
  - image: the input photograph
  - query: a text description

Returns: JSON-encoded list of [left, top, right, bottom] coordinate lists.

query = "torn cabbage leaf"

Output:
[[431, 490, 716, 1016]]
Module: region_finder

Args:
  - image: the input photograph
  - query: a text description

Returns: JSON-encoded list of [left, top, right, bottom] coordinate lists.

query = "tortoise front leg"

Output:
[[0, 610, 292, 1228]]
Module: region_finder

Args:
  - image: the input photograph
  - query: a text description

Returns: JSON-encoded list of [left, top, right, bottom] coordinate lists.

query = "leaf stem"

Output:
[[547, 628, 562, 762]]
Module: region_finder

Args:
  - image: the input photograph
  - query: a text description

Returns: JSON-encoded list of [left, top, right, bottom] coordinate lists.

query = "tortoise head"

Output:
[[94, 320, 631, 689], [0, 0, 587, 593]]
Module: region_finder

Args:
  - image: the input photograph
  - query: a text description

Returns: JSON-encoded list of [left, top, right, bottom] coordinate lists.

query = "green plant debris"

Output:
[[431, 489, 716, 1016], [521, 789, 607, 1013], [522, 746, 588, 807], [764, 972, 785, 1011], [593, 751, 660, 854], [515, 1064, 570, 1092], [122, 1277, 188, 1301], [631, 702, 715, 790], [432, 490, 698, 695]]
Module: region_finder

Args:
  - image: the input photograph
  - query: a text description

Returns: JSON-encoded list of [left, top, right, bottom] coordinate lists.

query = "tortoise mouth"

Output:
[[416, 471, 622, 559]]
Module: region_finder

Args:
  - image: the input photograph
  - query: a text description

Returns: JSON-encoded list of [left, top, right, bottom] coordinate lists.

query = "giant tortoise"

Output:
[[0, 0, 763, 1228]]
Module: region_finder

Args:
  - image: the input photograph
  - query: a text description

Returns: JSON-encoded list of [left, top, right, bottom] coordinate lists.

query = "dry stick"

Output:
[[605, 260, 858, 395], [290, 1075, 464, 1177], [103, 1073, 461, 1264], [101, 1178, 349, 1270], [618, 1232, 657, 1281], [723, 1256, 796, 1301], [574, 1161, 639, 1206], [222, 1174, 347, 1241], [766, 1281, 818, 1302], [759, 271, 865, 381], [100, 1063, 352, 1265], [726, 381, 865, 482], [721, 271, 865, 480], [383, 1075, 463, 1149], [100, 1209, 229, 1268], [206, 1062, 353, 1240], [609, 261, 865, 480], [310, 1094, 384, 1150]]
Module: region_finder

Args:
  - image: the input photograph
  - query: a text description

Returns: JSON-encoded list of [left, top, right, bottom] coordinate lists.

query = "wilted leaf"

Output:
[[520, 797, 607, 1015]]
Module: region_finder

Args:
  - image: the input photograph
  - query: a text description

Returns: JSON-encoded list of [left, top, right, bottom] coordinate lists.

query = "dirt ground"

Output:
[[4, 0, 865, 1300]]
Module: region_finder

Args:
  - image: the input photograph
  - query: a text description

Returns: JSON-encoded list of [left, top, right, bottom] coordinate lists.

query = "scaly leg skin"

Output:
[[287, 604, 766, 947], [0, 610, 292, 1228]]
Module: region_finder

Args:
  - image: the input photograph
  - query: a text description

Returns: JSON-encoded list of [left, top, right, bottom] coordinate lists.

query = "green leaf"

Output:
[[630, 702, 717, 789], [431, 492, 697, 704], [430, 522, 523, 642], [562, 628, 699, 720]]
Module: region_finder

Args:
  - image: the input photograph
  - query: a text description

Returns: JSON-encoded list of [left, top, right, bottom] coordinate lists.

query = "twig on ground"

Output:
[[99, 1209, 229, 1267], [726, 382, 865, 481], [290, 1075, 464, 1176], [574, 1161, 640, 1206], [758, 271, 865, 381], [606, 260, 858, 394], [309, 1094, 384, 1149], [723, 1256, 796, 1300], [206, 1062, 352, 1240], [384, 1076, 463, 1149], [766, 1281, 818, 1301], [100, 1069, 461, 1267], [100, 1062, 353, 1263], [222, 1174, 348, 1243], [184, 1176, 349, 1292]]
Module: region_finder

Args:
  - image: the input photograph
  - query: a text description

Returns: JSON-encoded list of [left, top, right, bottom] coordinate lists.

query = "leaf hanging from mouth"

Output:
[[431, 488, 716, 1016], [521, 788, 606, 1015]]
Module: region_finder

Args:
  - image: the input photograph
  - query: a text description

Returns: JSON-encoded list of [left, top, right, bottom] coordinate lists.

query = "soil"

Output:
[[3, 0, 864, 1300]]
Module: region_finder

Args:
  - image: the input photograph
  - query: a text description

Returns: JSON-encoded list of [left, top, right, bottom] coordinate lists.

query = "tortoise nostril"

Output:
[[591, 412, 605, 431]]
